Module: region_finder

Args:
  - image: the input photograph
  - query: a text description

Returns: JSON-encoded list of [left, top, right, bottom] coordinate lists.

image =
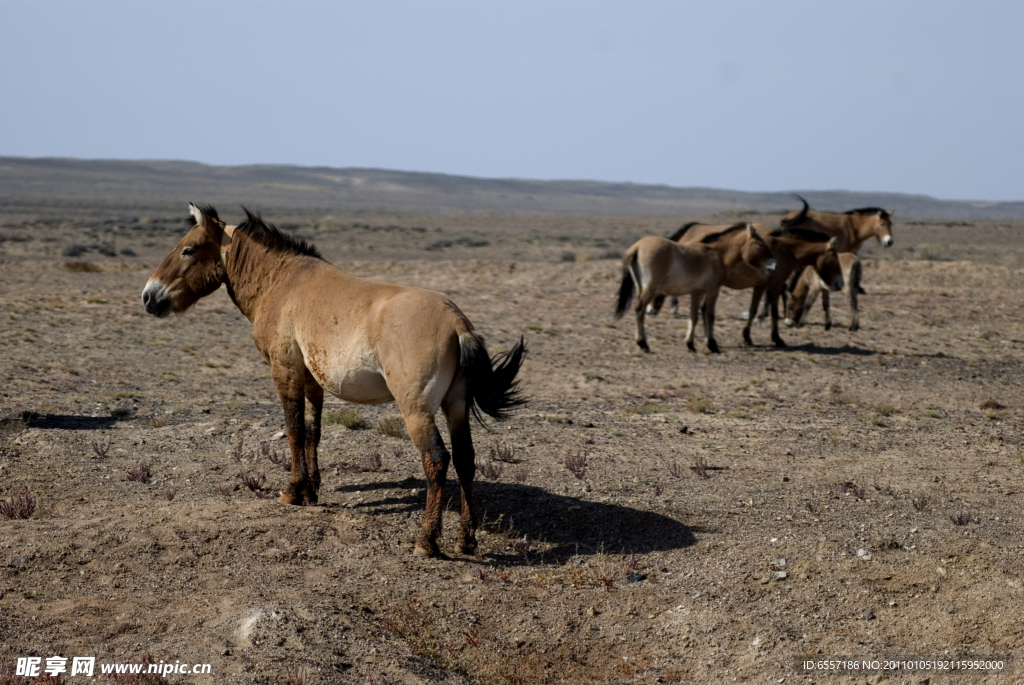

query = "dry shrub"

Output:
[[323, 407, 369, 430], [0, 487, 36, 520], [377, 417, 409, 439], [63, 261, 100, 272], [126, 462, 152, 483]]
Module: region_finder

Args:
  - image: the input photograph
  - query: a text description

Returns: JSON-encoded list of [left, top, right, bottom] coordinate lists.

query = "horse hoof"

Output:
[[773, 338, 787, 348], [413, 543, 438, 558], [637, 340, 651, 353], [707, 342, 720, 354], [279, 485, 305, 506], [279, 492, 303, 506], [455, 538, 478, 555]]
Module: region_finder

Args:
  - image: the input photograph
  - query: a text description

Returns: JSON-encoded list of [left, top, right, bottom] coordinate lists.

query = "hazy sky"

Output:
[[2, 2, 1021, 201]]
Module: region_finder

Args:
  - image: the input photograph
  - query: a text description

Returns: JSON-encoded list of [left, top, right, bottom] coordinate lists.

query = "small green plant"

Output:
[[377, 417, 409, 439], [919, 406, 943, 419], [323, 407, 369, 430], [687, 396, 717, 414], [876, 404, 895, 417]]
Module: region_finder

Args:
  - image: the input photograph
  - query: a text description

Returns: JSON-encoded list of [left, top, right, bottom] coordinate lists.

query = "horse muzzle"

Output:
[[882, 236, 893, 247], [831, 276, 844, 292], [141, 280, 173, 318], [763, 259, 777, 274]]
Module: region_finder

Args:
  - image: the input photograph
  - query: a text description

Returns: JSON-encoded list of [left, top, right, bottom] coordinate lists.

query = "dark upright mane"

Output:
[[770, 226, 832, 242], [700, 222, 748, 244], [668, 221, 702, 241], [844, 207, 888, 216], [780, 195, 810, 228], [235, 207, 322, 259]]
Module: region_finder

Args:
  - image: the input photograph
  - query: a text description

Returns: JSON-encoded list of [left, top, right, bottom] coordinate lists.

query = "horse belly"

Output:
[[327, 367, 393, 404], [306, 344, 394, 404]]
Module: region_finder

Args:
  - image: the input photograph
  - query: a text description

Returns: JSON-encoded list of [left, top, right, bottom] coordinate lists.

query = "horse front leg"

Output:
[[821, 290, 832, 331], [848, 281, 860, 331], [685, 294, 701, 352], [703, 288, 721, 353], [272, 363, 309, 506], [303, 372, 324, 505], [769, 289, 787, 348], [744, 287, 765, 346]]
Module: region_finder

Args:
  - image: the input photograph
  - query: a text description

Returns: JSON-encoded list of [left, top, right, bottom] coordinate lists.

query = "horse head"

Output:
[[141, 204, 230, 317]]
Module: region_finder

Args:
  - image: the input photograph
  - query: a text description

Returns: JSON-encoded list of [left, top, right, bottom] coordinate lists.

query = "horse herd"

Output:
[[615, 196, 893, 352], [141, 199, 892, 557]]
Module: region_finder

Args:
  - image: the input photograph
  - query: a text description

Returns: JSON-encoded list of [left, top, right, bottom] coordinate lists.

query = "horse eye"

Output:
[[182, 247, 195, 257]]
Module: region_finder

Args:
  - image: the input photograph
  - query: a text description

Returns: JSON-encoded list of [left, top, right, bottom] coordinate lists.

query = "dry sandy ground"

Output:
[[2, 212, 1024, 684]]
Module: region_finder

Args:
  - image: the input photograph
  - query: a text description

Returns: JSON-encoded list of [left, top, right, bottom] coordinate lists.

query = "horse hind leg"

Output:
[[443, 388, 478, 555], [404, 409, 452, 557], [634, 294, 653, 352]]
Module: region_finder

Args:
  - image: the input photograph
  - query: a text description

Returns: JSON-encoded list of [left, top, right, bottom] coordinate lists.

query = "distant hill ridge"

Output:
[[1, 156, 1022, 220]]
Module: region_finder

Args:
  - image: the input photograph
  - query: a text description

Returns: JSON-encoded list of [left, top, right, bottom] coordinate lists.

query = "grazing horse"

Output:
[[785, 252, 862, 331], [782, 195, 894, 252], [614, 224, 777, 353], [742, 225, 844, 347], [142, 204, 525, 557]]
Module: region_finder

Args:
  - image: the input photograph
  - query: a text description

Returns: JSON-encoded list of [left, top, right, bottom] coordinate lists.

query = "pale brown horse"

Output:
[[614, 224, 777, 353], [782, 195, 894, 252], [785, 252, 862, 331], [142, 204, 525, 557], [647, 221, 778, 317]]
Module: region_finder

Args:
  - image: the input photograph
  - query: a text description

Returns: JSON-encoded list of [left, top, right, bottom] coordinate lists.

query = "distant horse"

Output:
[[142, 204, 525, 557], [614, 224, 777, 353], [782, 195, 894, 252], [647, 221, 778, 317], [785, 252, 862, 331]]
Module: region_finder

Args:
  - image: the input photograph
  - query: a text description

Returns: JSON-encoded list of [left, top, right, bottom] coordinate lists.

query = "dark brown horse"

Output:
[[142, 204, 525, 557], [782, 196, 894, 252]]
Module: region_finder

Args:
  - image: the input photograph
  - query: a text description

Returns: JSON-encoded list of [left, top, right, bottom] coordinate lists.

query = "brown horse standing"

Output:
[[782, 195, 894, 252], [142, 204, 525, 557], [742, 225, 844, 347]]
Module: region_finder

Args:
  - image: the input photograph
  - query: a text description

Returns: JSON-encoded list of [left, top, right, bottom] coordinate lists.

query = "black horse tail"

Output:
[[459, 334, 527, 423], [667, 221, 702, 242], [781, 194, 810, 228], [615, 249, 640, 319]]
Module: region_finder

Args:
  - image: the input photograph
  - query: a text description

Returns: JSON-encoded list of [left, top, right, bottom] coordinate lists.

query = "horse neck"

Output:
[[222, 232, 293, 322]]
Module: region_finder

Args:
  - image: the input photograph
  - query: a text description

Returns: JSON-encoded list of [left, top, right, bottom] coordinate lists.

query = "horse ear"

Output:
[[828, 237, 837, 249], [189, 203, 223, 239], [189, 203, 207, 228], [746, 223, 755, 236], [885, 209, 894, 219]]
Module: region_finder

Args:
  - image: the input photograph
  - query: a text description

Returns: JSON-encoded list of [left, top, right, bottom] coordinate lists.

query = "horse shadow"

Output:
[[334, 478, 698, 562], [769, 342, 876, 356], [6, 413, 116, 431]]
